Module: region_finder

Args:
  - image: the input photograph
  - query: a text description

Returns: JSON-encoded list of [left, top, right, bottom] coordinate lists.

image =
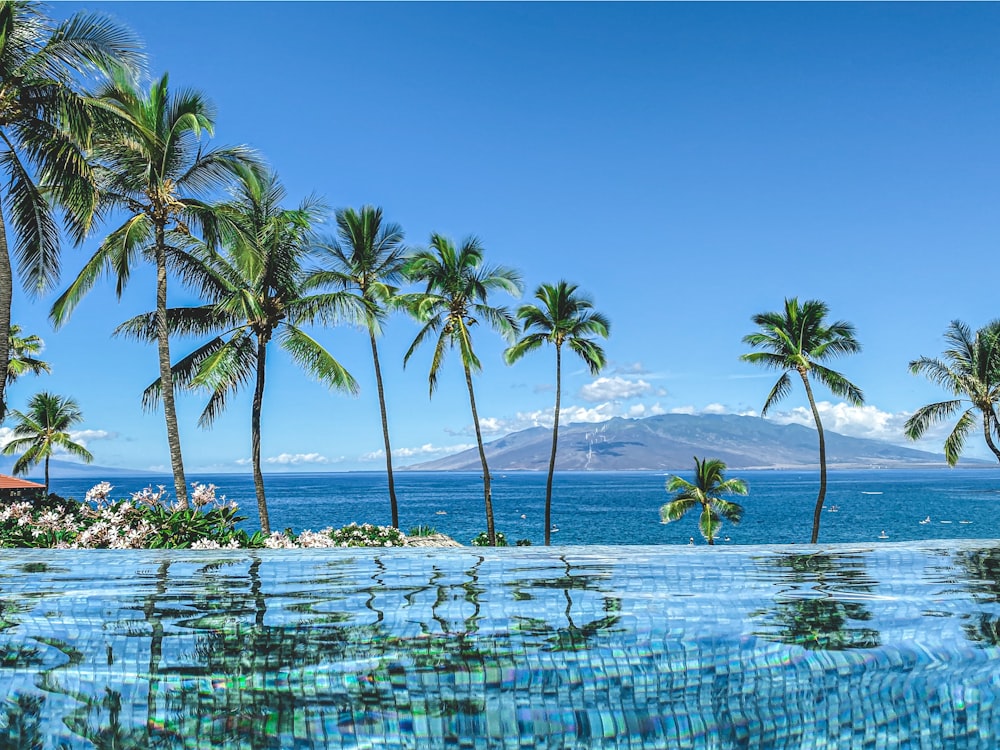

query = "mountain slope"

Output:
[[404, 413, 966, 471]]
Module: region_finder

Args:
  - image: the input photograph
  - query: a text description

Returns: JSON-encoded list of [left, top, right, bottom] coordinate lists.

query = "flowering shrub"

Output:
[[329, 523, 406, 547], [0, 482, 420, 550], [471, 531, 508, 547], [0, 482, 259, 550]]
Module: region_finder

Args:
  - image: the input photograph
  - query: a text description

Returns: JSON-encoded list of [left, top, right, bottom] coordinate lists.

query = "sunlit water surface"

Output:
[[3, 542, 1000, 748]]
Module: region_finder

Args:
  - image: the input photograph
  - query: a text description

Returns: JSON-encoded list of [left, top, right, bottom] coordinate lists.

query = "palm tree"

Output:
[[740, 297, 863, 544], [0, 2, 143, 419], [310, 206, 409, 527], [504, 281, 609, 545], [2, 391, 92, 494], [50, 71, 259, 507], [6, 324, 49, 384], [403, 235, 522, 546], [904, 319, 1000, 465], [660, 456, 747, 545], [116, 167, 360, 534]]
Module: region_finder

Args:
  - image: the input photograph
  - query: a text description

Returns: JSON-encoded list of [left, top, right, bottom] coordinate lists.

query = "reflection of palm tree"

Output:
[[753, 552, 881, 650], [957, 547, 1000, 647]]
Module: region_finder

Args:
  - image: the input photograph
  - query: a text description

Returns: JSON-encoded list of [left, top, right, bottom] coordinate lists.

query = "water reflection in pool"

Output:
[[1, 543, 999, 748]]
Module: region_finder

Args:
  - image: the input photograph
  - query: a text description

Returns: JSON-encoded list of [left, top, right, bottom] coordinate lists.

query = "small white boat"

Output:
[[861, 491, 883, 495], [435, 510, 447, 515], [919, 516, 931, 525], [878, 531, 889, 539], [550, 526, 559, 533], [940, 520, 953, 524], [960, 520, 972, 524]]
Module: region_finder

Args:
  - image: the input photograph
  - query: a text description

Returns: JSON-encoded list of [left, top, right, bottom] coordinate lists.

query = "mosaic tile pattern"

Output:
[[0, 543, 999, 748]]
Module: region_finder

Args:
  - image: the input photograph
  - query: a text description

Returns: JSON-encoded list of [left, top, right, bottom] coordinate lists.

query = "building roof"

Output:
[[0, 474, 44, 490]]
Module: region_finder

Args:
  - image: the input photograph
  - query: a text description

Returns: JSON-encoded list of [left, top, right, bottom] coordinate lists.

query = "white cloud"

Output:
[[702, 403, 728, 415], [761, 400, 971, 455], [68, 429, 116, 447], [669, 405, 696, 415], [264, 452, 330, 466], [579, 376, 659, 402], [361, 443, 476, 461]]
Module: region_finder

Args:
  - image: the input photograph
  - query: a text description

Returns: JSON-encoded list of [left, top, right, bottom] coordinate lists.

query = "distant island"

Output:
[[404, 413, 982, 472]]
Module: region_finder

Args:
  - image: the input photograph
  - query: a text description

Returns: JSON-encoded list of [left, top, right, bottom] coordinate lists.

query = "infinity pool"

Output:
[[1, 543, 999, 748]]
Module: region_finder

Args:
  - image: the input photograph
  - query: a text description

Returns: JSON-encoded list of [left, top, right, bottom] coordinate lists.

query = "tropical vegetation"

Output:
[[403, 235, 522, 545], [660, 456, 747, 545], [2, 391, 91, 494], [8, 1, 998, 550], [310, 206, 410, 527], [49, 70, 260, 507], [905, 319, 1000, 465], [114, 167, 358, 535], [505, 281, 610, 545], [0, 2, 142, 420], [741, 297, 863, 544], [0, 482, 412, 549]]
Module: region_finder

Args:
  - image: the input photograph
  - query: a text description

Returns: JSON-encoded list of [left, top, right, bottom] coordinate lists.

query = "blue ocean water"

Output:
[[46, 468, 1000, 546]]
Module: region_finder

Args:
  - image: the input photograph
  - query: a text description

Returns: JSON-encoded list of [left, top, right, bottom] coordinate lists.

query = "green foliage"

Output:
[[408, 525, 438, 537], [515, 538, 533, 546], [471, 531, 508, 547], [327, 523, 407, 547], [661, 456, 748, 546], [905, 319, 1000, 465]]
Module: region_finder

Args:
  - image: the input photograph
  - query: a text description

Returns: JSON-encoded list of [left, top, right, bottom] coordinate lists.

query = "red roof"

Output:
[[0, 474, 44, 490]]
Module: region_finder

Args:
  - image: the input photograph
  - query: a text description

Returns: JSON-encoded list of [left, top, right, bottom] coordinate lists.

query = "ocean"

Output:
[[45, 467, 1000, 546]]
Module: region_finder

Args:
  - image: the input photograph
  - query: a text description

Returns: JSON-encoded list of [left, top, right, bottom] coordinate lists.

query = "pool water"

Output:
[[2, 543, 1000, 748]]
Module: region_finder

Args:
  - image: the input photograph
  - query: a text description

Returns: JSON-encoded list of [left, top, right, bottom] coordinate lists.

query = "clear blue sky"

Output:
[[8, 2, 1000, 473]]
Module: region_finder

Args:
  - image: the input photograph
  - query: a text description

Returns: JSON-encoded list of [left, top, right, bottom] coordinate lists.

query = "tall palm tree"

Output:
[[116, 167, 360, 534], [741, 297, 863, 544], [504, 281, 609, 545], [660, 456, 747, 545], [50, 71, 259, 507], [6, 324, 48, 384], [904, 319, 1000, 465], [0, 2, 143, 419], [309, 206, 409, 528], [2, 391, 92, 494], [403, 235, 522, 546]]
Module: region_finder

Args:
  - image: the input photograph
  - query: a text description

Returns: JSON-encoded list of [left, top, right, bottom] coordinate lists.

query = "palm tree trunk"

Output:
[[545, 345, 562, 546], [251, 339, 270, 534], [464, 362, 495, 545], [370, 332, 398, 528], [43, 455, 49, 497], [800, 369, 826, 544], [983, 409, 1000, 463], [154, 225, 188, 507], [0, 205, 12, 422]]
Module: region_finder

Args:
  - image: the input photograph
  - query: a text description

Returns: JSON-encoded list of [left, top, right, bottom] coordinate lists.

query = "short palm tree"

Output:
[[741, 297, 863, 544], [661, 457, 747, 545], [0, 2, 142, 418], [310, 206, 409, 527], [905, 319, 1000, 465], [2, 391, 92, 494], [50, 71, 259, 507], [6, 324, 49, 384], [504, 281, 609, 545], [117, 167, 360, 534], [404, 234, 522, 546]]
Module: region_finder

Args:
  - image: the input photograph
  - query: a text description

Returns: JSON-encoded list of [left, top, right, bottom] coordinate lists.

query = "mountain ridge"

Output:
[[404, 413, 974, 471]]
